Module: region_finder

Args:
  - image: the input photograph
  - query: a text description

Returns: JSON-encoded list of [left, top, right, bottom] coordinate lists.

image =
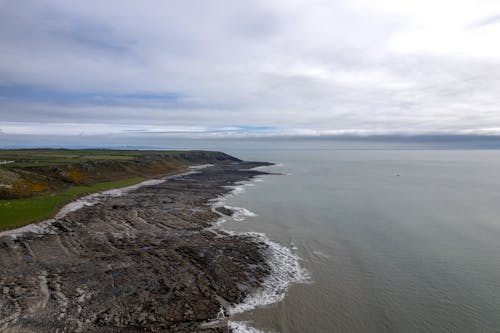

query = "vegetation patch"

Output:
[[0, 177, 146, 231], [0, 148, 239, 230]]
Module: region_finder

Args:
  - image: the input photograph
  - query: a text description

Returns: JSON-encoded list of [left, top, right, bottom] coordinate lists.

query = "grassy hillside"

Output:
[[0, 149, 239, 230], [0, 177, 146, 230]]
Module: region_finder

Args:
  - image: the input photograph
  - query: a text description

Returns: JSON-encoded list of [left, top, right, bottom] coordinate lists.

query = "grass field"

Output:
[[0, 149, 184, 168], [0, 177, 146, 231]]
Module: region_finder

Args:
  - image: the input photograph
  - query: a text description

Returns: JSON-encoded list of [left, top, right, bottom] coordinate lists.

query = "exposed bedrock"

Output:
[[0, 161, 272, 332]]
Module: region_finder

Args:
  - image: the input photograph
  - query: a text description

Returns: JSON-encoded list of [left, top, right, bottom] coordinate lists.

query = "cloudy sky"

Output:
[[1, 0, 500, 142]]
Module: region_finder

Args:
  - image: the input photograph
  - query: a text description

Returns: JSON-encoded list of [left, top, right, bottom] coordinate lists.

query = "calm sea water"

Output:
[[220, 149, 500, 332]]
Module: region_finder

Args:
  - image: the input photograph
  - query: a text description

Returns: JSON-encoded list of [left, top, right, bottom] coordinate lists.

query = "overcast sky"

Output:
[[1, 0, 500, 140]]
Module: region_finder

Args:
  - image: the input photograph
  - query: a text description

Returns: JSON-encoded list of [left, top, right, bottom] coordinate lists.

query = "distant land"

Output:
[[3, 134, 500, 153]]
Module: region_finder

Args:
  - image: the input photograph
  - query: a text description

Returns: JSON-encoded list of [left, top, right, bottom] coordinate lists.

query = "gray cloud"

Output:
[[470, 14, 500, 28], [1, 0, 500, 139]]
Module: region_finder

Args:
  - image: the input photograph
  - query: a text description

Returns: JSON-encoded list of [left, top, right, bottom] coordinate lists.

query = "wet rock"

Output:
[[0, 161, 272, 332], [215, 206, 234, 217]]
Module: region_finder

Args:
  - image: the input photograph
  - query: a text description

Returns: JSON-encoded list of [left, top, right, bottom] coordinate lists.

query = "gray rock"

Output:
[[0, 162, 272, 332]]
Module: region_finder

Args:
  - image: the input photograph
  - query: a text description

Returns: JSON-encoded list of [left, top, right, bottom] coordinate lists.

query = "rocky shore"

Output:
[[0, 161, 272, 332]]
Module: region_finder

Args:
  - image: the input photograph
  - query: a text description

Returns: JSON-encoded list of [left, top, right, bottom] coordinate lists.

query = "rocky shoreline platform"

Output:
[[0, 161, 274, 332]]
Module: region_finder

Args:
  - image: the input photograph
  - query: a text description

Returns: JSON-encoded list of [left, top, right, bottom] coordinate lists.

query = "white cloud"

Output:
[[0, 0, 499, 138], [0, 122, 208, 136]]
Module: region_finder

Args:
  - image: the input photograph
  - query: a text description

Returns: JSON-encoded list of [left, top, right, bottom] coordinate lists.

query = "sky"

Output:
[[1, 0, 500, 145]]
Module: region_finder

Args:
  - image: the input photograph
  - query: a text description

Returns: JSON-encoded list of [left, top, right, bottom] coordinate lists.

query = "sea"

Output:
[[214, 149, 500, 333]]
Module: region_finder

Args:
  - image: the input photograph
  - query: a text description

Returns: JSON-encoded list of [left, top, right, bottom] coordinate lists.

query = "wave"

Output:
[[228, 321, 267, 333], [223, 205, 258, 221], [209, 175, 310, 332], [210, 178, 261, 225], [227, 231, 310, 314]]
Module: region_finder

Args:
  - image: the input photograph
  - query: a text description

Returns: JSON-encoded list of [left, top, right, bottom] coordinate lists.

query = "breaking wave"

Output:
[[228, 321, 267, 333], [227, 231, 310, 315], [210, 174, 310, 332], [222, 205, 258, 221]]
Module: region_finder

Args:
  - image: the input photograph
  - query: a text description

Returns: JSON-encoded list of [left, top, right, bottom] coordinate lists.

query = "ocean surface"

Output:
[[217, 149, 500, 332]]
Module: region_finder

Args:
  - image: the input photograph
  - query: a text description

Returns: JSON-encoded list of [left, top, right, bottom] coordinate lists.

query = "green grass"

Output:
[[0, 148, 226, 231], [0, 177, 147, 231], [0, 149, 195, 169], [0, 149, 140, 167]]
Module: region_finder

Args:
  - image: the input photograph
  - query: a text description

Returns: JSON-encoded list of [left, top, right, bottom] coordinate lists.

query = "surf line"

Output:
[[207, 170, 310, 333]]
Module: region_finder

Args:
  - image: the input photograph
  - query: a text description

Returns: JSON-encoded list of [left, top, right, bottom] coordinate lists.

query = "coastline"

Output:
[[210, 172, 310, 332], [0, 167, 202, 239], [0, 160, 302, 332]]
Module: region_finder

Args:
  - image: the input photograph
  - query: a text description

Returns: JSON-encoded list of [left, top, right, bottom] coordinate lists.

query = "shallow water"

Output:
[[220, 150, 500, 332]]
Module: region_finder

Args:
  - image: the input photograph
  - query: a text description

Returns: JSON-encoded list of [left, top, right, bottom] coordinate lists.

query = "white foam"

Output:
[[228, 231, 310, 314], [209, 173, 310, 330], [223, 205, 257, 221], [228, 321, 266, 333], [211, 176, 264, 208], [230, 185, 247, 195], [211, 179, 262, 225]]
